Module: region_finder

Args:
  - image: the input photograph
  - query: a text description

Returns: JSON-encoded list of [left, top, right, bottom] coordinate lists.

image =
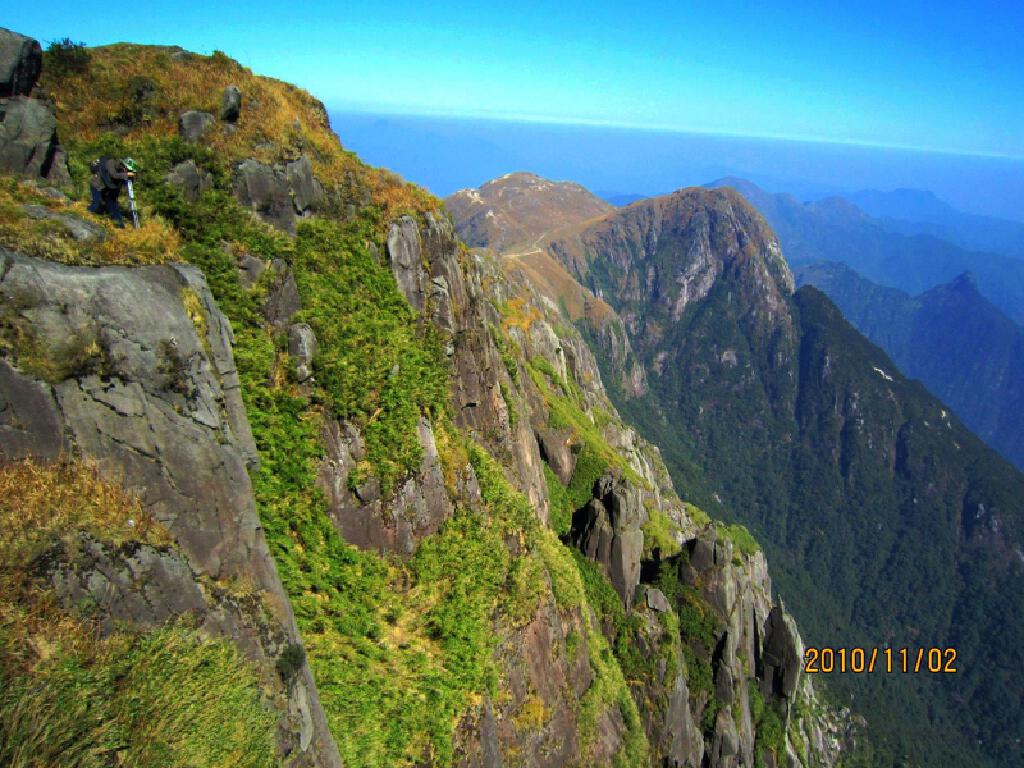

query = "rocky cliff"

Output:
[[1, 33, 845, 768], [501, 179, 1024, 768]]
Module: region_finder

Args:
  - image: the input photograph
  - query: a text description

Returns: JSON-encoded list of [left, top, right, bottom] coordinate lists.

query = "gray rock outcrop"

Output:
[[23, 202, 106, 240], [166, 158, 213, 201], [0, 249, 341, 768], [232, 156, 325, 234], [383, 213, 549, 518], [178, 109, 215, 142], [0, 27, 42, 97], [221, 84, 242, 122], [318, 418, 455, 556], [569, 472, 646, 605], [288, 322, 317, 381], [0, 95, 69, 182]]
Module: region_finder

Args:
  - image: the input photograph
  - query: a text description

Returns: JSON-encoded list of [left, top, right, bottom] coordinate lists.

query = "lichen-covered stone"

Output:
[[178, 109, 215, 142], [166, 158, 213, 201], [0, 250, 340, 768], [0, 27, 42, 97]]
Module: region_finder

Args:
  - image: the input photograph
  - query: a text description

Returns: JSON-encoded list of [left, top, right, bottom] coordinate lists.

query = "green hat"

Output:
[[122, 157, 137, 172]]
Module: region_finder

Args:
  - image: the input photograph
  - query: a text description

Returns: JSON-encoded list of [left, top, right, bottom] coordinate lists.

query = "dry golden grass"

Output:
[[503, 249, 615, 325], [0, 458, 172, 570], [41, 44, 441, 221], [0, 178, 179, 266], [0, 458, 173, 677], [500, 295, 543, 333]]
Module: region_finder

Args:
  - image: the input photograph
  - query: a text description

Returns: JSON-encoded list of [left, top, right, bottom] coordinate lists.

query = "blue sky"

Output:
[[9, 1, 1024, 157]]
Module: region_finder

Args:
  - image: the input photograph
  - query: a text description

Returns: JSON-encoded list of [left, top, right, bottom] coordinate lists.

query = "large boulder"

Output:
[[569, 472, 646, 605], [165, 159, 213, 201], [178, 109, 215, 142], [232, 156, 324, 234], [234, 158, 295, 232], [220, 84, 242, 122], [0, 249, 342, 768], [0, 96, 68, 181], [0, 28, 42, 97], [286, 155, 325, 212]]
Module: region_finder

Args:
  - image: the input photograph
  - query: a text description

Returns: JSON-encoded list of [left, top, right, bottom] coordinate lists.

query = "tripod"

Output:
[[126, 179, 140, 229]]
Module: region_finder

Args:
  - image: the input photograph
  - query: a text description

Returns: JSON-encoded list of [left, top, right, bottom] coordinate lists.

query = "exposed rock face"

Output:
[[221, 84, 242, 122], [233, 155, 325, 233], [0, 249, 341, 768], [318, 418, 454, 555], [383, 213, 548, 518], [456, 602, 601, 768], [0, 27, 42, 97], [570, 472, 646, 605], [262, 258, 303, 328], [166, 158, 213, 201], [445, 179, 845, 767], [0, 95, 69, 182], [288, 322, 318, 382], [761, 605, 803, 703], [22, 202, 106, 240], [548, 186, 795, 354], [178, 109, 215, 142]]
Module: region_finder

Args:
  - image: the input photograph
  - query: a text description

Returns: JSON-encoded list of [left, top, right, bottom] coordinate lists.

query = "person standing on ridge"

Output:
[[88, 156, 137, 228]]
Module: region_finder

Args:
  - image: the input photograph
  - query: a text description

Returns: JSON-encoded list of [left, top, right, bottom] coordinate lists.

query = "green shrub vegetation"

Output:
[[642, 508, 683, 559], [527, 356, 645, 516], [290, 219, 448, 492], [544, 463, 573, 537], [20, 47, 682, 768], [716, 522, 760, 559], [749, 684, 786, 768], [0, 626, 277, 768], [653, 562, 719, 703]]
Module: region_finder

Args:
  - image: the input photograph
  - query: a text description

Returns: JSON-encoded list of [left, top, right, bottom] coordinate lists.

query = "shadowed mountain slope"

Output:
[[797, 262, 1024, 470]]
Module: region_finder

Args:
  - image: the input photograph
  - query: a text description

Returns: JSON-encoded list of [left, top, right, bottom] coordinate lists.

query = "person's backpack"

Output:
[[96, 156, 117, 190]]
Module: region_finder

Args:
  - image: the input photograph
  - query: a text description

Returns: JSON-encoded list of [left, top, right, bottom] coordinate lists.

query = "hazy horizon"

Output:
[[11, 0, 1024, 159], [329, 110, 1024, 223]]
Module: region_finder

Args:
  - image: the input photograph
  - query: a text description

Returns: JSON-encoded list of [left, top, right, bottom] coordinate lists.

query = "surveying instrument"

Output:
[[126, 178, 140, 229]]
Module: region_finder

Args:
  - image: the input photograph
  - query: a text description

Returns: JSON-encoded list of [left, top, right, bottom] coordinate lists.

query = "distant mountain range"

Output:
[[706, 177, 1024, 325], [846, 188, 1024, 261], [796, 263, 1024, 470]]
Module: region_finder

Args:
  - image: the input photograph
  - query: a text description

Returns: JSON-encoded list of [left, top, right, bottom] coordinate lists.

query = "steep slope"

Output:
[[797, 262, 1024, 470], [0, 35, 845, 768], [510, 184, 1024, 767], [706, 177, 1024, 325], [446, 171, 612, 252]]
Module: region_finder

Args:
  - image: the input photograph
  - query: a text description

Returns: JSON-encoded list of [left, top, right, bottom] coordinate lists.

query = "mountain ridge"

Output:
[[451, 171, 1024, 767], [796, 261, 1024, 469], [705, 176, 1024, 326], [0, 32, 846, 768]]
